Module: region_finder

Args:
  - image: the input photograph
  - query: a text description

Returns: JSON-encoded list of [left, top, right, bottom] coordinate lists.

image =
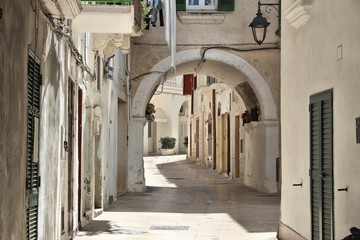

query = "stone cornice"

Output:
[[92, 34, 130, 57], [284, 0, 312, 29], [177, 11, 226, 24]]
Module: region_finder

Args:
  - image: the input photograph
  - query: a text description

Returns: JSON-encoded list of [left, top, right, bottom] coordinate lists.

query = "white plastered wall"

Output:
[[280, 0, 360, 239]]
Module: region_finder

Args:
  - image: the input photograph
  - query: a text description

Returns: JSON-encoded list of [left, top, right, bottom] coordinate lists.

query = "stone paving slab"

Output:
[[74, 155, 280, 240]]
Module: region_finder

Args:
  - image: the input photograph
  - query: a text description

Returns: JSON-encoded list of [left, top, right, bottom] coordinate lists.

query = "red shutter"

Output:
[[183, 74, 193, 95]]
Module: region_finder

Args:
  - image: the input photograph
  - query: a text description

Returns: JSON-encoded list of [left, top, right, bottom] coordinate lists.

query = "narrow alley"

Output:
[[74, 155, 280, 240]]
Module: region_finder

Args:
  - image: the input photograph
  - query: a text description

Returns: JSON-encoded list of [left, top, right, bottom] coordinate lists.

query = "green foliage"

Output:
[[140, 1, 151, 31], [146, 103, 156, 115], [159, 137, 176, 149]]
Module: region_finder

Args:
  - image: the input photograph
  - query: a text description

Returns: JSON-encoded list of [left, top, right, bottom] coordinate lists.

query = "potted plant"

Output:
[[145, 103, 156, 121], [241, 110, 251, 125], [159, 137, 176, 155]]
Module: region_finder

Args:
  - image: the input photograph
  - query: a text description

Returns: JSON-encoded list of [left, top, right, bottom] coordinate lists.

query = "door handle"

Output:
[[320, 171, 326, 178]]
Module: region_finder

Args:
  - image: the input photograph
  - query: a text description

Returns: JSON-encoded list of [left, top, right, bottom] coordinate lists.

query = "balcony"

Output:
[[40, 0, 81, 19], [157, 78, 184, 95], [73, 0, 141, 34]]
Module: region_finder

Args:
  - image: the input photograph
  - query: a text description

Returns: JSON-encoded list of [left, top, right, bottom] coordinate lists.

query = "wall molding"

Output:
[[177, 11, 226, 24], [284, 0, 312, 29]]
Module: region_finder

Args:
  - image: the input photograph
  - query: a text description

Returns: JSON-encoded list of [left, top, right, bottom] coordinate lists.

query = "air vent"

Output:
[[149, 226, 190, 231]]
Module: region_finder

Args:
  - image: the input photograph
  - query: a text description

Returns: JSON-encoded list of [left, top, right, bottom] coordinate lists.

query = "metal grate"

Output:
[[149, 226, 190, 231]]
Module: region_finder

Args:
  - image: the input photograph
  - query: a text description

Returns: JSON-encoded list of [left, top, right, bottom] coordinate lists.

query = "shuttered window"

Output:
[[26, 51, 42, 240], [310, 90, 333, 240], [176, 0, 234, 11], [183, 74, 191, 95], [176, 0, 186, 11], [218, 0, 234, 11]]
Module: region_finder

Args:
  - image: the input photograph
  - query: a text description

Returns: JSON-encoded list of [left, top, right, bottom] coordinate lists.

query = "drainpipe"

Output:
[[125, 54, 131, 123]]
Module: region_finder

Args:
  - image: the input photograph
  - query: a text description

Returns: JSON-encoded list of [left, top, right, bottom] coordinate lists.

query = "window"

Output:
[[206, 76, 216, 86], [187, 0, 217, 11], [176, 0, 234, 11]]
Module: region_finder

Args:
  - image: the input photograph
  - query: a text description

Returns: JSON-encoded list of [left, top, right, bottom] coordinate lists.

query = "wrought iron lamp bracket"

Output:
[[260, 3, 279, 14]]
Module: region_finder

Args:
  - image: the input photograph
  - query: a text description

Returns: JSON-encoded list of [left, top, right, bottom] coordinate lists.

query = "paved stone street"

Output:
[[75, 155, 280, 240]]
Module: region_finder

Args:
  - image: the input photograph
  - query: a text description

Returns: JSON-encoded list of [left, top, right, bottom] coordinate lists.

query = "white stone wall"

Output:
[[144, 81, 190, 155], [281, 0, 360, 239], [189, 80, 279, 192]]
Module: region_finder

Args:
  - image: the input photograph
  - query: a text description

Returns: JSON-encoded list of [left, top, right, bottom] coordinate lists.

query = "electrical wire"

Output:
[[130, 70, 167, 81], [39, 0, 96, 81], [200, 45, 280, 62], [28, 0, 39, 51]]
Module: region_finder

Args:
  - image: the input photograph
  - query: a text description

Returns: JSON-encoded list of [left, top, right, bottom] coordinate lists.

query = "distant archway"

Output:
[[128, 48, 279, 193]]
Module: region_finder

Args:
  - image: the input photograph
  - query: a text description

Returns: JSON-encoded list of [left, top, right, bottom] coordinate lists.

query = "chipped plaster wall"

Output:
[[0, 0, 83, 239], [38, 29, 68, 240], [0, 0, 85, 238], [0, 0, 36, 239], [1, 1, 130, 239], [104, 49, 129, 205]]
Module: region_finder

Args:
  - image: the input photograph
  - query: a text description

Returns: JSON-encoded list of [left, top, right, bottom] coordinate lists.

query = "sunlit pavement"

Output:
[[74, 155, 280, 240]]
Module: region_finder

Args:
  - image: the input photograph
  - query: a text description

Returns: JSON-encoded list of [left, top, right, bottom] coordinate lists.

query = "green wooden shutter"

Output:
[[321, 97, 333, 240], [26, 51, 41, 240], [218, 0, 234, 11], [310, 101, 321, 240], [176, 0, 186, 11], [310, 90, 333, 240]]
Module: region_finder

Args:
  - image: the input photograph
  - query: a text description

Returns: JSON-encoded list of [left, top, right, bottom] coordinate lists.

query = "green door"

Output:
[[26, 51, 41, 240], [310, 90, 333, 240]]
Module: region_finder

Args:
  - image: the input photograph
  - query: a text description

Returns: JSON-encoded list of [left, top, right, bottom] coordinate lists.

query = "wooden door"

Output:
[[212, 90, 217, 169], [77, 88, 82, 223], [196, 118, 199, 160], [67, 81, 75, 237], [217, 115, 223, 172], [234, 115, 240, 178]]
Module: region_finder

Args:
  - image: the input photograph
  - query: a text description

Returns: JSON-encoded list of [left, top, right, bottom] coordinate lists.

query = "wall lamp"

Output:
[[249, 0, 280, 45]]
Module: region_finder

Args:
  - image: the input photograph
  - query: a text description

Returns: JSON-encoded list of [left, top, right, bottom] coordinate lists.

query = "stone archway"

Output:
[[128, 48, 279, 192], [131, 49, 277, 120]]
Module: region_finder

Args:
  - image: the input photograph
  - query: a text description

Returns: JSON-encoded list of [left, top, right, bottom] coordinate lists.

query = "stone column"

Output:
[[263, 121, 280, 193], [127, 116, 146, 192]]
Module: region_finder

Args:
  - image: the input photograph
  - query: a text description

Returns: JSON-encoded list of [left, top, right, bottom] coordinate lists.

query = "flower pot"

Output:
[[145, 114, 155, 122], [242, 115, 251, 125], [250, 112, 259, 121], [161, 148, 175, 155]]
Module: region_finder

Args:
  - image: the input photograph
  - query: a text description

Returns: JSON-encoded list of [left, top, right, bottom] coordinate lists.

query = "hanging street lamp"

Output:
[[249, 0, 280, 45]]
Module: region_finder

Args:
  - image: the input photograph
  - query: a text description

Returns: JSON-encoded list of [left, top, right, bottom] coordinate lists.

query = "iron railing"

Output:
[[164, 78, 183, 88]]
